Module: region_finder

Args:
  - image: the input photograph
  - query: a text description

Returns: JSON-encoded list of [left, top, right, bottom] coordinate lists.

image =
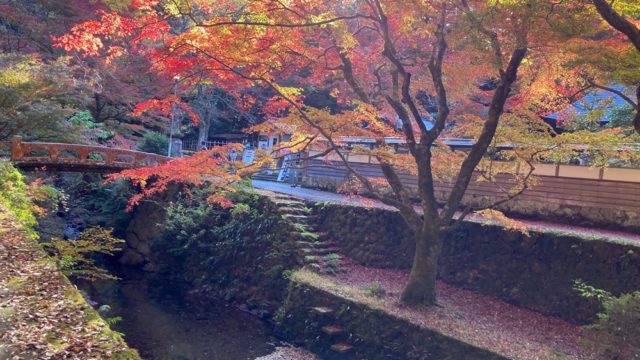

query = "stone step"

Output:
[[300, 246, 341, 256], [273, 202, 305, 209], [298, 232, 321, 241], [304, 255, 322, 264], [295, 240, 336, 249], [307, 262, 347, 275], [273, 198, 304, 204], [322, 324, 346, 336], [274, 194, 301, 201], [304, 254, 341, 262], [330, 342, 354, 353], [283, 214, 311, 223], [305, 252, 342, 263], [307, 263, 323, 273], [278, 206, 310, 215], [291, 224, 311, 233], [311, 306, 334, 315]]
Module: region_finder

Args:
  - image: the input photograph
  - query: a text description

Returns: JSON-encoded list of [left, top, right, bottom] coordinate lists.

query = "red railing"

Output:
[[2, 136, 170, 172]]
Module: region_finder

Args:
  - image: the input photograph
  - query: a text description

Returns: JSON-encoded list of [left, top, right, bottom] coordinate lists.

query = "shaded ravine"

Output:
[[76, 267, 282, 360]]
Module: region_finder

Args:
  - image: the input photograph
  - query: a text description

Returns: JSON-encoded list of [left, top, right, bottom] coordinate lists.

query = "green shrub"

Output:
[[292, 222, 308, 232], [69, 110, 97, 128], [0, 162, 39, 236], [300, 231, 319, 241], [137, 131, 168, 155], [230, 203, 250, 217], [151, 190, 298, 316], [325, 253, 341, 274], [363, 282, 386, 298], [575, 280, 640, 358], [42, 226, 124, 281]]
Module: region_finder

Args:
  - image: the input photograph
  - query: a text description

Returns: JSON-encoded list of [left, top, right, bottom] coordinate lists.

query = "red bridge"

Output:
[[1, 136, 170, 173]]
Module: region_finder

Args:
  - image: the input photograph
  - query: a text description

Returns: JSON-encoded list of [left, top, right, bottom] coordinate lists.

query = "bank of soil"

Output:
[[0, 205, 138, 359]]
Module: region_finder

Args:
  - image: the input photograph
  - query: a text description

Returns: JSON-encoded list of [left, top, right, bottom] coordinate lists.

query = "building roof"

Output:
[[543, 85, 632, 125]]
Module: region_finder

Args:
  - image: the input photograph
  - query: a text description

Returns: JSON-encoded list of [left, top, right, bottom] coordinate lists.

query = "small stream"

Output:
[[55, 190, 314, 360], [77, 267, 281, 360]]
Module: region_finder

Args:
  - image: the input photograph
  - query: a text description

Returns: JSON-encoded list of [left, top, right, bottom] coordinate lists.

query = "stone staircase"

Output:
[[263, 191, 354, 357], [269, 193, 345, 274], [310, 306, 355, 358]]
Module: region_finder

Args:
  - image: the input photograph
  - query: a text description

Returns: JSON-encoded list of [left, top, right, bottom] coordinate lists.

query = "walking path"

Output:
[[252, 180, 640, 244]]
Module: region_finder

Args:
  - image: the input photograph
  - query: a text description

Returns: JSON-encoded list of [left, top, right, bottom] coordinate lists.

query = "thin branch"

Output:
[[586, 80, 638, 109], [460, 0, 504, 72], [196, 14, 374, 29]]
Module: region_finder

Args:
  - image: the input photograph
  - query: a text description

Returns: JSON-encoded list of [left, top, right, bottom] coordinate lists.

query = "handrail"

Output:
[[8, 136, 171, 171]]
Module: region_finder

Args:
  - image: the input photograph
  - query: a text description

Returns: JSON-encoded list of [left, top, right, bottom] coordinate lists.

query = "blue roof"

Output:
[[544, 85, 632, 124]]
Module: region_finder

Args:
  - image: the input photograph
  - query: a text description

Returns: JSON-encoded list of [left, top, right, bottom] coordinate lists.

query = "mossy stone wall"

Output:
[[142, 191, 302, 317], [313, 203, 640, 324]]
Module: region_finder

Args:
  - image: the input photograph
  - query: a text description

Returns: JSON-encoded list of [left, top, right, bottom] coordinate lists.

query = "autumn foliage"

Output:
[[56, 0, 640, 305], [108, 143, 272, 210]]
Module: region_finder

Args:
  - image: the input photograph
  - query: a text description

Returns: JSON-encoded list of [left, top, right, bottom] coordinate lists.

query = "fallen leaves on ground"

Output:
[[295, 257, 595, 360], [0, 207, 137, 359]]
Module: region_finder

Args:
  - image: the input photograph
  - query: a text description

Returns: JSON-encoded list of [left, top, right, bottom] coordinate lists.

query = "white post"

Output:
[[168, 76, 180, 157]]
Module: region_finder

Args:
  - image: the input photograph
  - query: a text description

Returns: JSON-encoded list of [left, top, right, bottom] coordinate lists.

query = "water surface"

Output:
[[79, 269, 278, 360]]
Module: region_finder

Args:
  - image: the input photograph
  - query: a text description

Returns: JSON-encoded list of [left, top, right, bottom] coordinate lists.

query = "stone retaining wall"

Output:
[[313, 203, 640, 324]]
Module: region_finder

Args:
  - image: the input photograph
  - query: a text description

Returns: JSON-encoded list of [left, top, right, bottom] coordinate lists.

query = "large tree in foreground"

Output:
[[57, 0, 636, 305]]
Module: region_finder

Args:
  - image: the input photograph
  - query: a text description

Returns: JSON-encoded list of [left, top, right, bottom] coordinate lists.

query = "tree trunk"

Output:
[[400, 227, 443, 305], [197, 117, 210, 150], [635, 85, 640, 134]]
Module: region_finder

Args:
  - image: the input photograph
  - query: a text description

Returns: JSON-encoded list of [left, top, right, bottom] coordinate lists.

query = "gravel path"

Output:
[[252, 180, 640, 244]]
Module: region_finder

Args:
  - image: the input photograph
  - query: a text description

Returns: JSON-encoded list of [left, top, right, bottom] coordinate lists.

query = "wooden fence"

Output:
[[302, 151, 640, 231]]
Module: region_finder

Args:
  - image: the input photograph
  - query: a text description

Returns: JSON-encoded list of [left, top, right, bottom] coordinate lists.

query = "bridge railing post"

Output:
[[11, 136, 23, 160]]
